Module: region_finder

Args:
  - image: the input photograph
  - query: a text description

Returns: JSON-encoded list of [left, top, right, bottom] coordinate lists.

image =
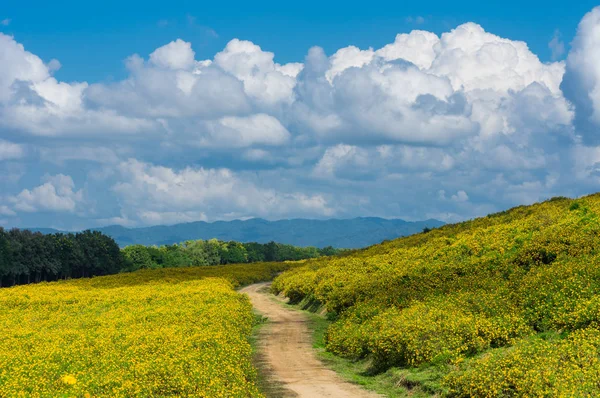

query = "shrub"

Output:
[[445, 328, 600, 397], [274, 192, 600, 394]]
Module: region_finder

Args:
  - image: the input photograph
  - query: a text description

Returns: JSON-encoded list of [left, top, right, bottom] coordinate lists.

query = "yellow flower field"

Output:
[[272, 193, 600, 396], [0, 262, 295, 397]]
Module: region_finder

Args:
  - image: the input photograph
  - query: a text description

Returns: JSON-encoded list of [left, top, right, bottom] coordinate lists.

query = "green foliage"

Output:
[[122, 245, 156, 270], [122, 239, 344, 272], [0, 227, 342, 287], [445, 329, 600, 397], [0, 228, 124, 286], [273, 192, 600, 396]]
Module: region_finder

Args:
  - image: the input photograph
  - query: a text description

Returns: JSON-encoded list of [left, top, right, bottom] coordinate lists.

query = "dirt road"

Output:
[[241, 282, 379, 398]]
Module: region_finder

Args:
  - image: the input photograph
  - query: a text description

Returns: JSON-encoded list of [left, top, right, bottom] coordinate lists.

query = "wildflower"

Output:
[[61, 375, 77, 385]]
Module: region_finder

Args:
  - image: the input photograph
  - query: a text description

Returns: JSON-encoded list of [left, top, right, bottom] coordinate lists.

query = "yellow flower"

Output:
[[61, 375, 77, 385]]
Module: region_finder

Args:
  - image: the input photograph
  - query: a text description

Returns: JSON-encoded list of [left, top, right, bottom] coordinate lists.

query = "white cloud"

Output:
[[451, 190, 469, 202], [326, 46, 375, 83], [242, 148, 271, 162], [0, 205, 15, 216], [430, 23, 564, 94], [111, 159, 333, 225], [562, 6, 600, 145], [201, 114, 290, 148], [0, 23, 571, 149], [293, 22, 569, 148], [313, 143, 457, 181], [149, 39, 196, 70], [0, 103, 157, 137], [86, 53, 251, 119], [313, 144, 371, 178], [0, 33, 49, 102], [0, 140, 24, 161], [214, 39, 301, 106], [9, 174, 84, 213], [376, 30, 439, 68], [0, 34, 157, 137], [295, 47, 477, 145], [3, 9, 600, 228], [572, 144, 600, 181]]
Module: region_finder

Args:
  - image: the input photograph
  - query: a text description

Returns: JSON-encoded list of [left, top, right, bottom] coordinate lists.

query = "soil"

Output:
[[241, 282, 380, 398]]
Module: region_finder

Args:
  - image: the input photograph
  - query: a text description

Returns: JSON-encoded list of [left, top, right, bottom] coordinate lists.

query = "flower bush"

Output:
[[273, 193, 600, 395]]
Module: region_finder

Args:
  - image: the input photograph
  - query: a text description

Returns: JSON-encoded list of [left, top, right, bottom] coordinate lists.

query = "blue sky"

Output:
[[3, 0, 597, 82], [1, 2, 600, 230]]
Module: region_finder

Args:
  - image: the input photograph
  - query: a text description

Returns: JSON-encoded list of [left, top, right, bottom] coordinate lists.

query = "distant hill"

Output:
[[27, 217, 444, 248]]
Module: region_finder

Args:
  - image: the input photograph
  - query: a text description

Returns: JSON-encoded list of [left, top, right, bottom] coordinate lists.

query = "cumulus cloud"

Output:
[[313, 144, 372, 179], [562, 7, 600, 145], [8, 174, 84, 213], [431, 23, 564, 94], [85, 54, 250, 120], [0, 33, 49, 102], [0, 21, 570, 148], [451, 190, 469, 202], [3, 8, 600, 228], [214, 38, 302, 106], [0, 34, 156, 137], [149, 39, 196, 70], [200, 114, 291, 148], [313, 143, 455, 180], [292, 22, 571, 149], [110, 159, 333, 225], [376, 30, 439, 69]]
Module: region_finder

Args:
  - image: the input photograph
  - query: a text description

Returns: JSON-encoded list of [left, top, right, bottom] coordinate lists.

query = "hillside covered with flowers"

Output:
[[273, 193, 600, 396]]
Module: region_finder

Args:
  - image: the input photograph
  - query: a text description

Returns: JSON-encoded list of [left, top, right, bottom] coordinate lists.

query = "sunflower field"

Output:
[[272, 193, 600, 396], [0, 261, 295, 397]]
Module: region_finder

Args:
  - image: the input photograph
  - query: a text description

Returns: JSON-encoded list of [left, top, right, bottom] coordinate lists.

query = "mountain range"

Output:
[[28, 217, 444, 248]]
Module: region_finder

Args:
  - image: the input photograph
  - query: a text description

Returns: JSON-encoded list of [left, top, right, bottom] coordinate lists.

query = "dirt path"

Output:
[[241, 282, 380, 398]]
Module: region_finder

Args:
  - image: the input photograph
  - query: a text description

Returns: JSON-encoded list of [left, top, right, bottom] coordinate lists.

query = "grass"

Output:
[[281, 297, 446, 397]]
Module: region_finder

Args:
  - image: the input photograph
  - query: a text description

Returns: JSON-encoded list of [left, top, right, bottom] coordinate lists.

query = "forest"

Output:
[[0, 227, 342, 287], [0, 229, 124, 286]]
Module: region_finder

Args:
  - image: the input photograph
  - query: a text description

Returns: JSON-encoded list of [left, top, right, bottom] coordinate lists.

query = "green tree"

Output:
[[122, 245, 156, 271], [220, 241, 248, 264]]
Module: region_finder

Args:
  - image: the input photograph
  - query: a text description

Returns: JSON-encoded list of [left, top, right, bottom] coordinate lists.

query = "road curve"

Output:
[[241, 282, 380, 398]]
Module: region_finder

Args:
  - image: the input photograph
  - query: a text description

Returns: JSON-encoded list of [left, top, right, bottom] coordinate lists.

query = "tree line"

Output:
[[121, 239, 342, 271], [0, 228, 124, 287], [0, 227, 342, 287]]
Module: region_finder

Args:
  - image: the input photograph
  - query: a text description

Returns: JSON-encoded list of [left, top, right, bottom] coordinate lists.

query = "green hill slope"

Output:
[[272, 193, 600, 396]]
